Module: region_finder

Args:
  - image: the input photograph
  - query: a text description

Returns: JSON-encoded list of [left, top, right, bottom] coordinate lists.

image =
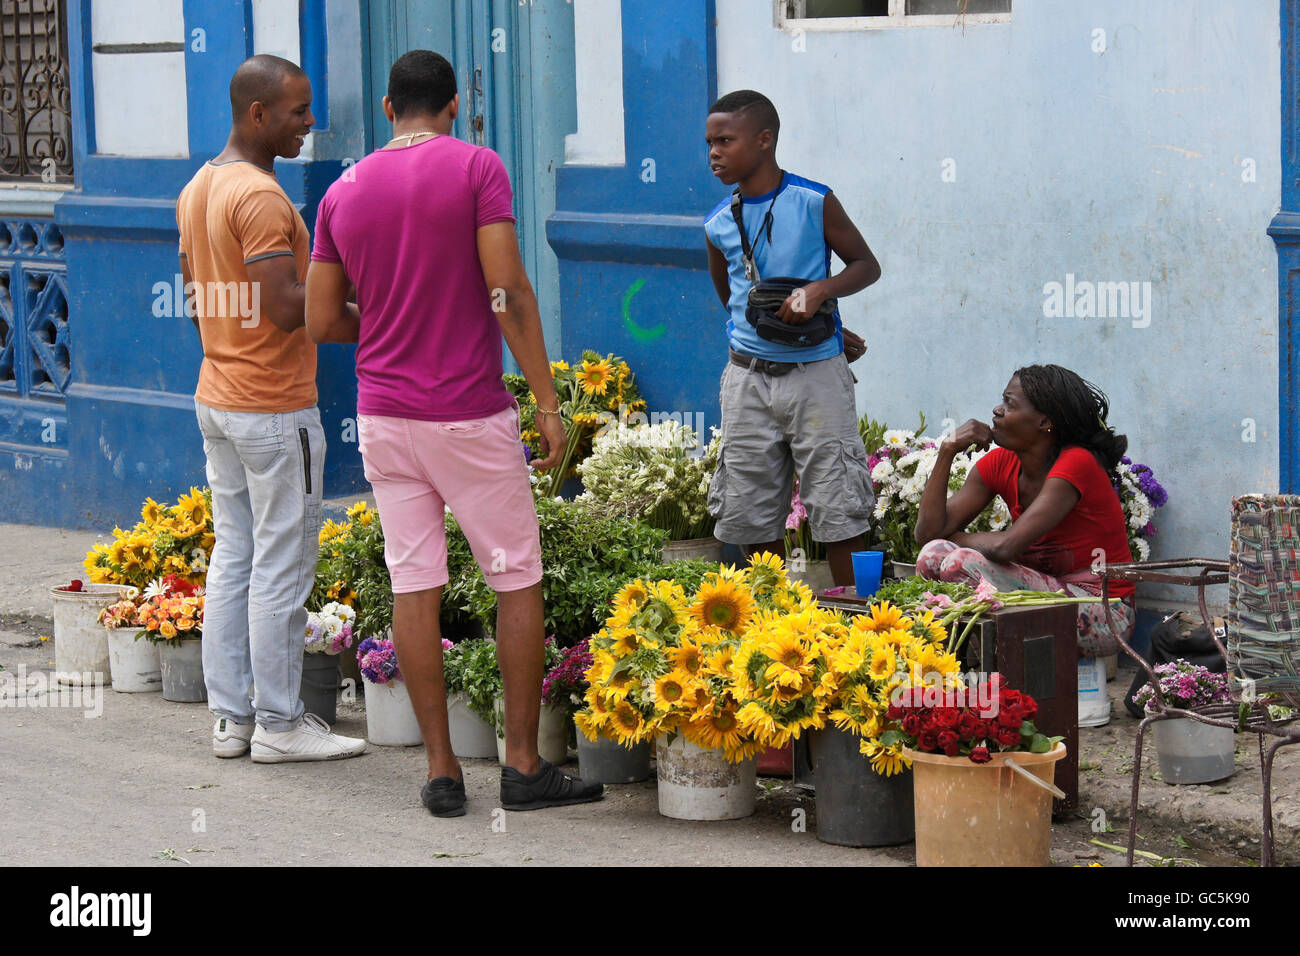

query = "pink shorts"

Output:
[[356, 405, 542, 594]]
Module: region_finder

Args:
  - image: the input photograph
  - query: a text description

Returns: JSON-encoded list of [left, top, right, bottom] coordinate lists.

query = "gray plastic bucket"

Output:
[[808, 726, 914, 847], [577, 735, 652, 783], [300, 652, 341, 723]]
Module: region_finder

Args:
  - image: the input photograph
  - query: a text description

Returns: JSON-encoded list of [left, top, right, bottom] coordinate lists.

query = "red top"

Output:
[[976, 446, 1135, 599]]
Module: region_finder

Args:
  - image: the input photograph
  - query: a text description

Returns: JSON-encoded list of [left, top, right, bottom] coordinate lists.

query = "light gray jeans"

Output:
[[195, 400, 325, 732]]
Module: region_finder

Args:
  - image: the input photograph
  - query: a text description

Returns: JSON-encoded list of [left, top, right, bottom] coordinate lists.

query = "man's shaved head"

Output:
[[229, 54, 307, 118]]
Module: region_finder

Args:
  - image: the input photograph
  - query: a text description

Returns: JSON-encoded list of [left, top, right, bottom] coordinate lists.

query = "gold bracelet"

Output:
[[536, 405, 561, 416]]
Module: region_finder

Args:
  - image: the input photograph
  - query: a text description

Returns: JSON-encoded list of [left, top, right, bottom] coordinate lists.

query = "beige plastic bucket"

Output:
[[907, 743, 1066, 867]]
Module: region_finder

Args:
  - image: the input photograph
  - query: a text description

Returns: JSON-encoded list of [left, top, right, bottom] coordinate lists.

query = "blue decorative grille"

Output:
[[0, 216, 68, 397]]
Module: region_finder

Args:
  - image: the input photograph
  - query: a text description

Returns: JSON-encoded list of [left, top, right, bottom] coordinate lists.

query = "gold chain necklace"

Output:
[[384, 130, 440, 148]]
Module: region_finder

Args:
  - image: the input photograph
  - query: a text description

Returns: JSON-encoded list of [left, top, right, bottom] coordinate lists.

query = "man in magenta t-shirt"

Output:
[[305, 50, 602, 816]]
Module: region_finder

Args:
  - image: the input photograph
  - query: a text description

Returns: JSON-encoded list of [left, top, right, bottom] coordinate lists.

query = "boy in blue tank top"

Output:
[[704, 90, 881, 586]]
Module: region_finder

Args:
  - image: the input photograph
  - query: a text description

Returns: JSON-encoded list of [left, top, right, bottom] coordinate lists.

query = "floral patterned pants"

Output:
[[916, 539, 1136, 658]]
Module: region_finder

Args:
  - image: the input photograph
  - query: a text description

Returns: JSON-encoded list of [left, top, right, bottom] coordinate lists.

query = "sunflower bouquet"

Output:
[[731, 599, 962, 776], [505, 350, 645, 498], [576, 553, 815, 763], [84, 488, 214, 590]]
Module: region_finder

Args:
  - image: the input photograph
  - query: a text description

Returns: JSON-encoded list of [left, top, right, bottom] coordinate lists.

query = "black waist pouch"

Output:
[[746, 276, 837, 348]]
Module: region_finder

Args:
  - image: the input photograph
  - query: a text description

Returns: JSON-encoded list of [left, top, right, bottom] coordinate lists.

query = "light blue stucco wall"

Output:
[[713, 0, 1281, 563]]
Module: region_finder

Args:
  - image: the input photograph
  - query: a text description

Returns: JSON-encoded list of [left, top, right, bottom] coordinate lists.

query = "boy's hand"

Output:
[[843, 329, 866, 362], [776, 280, 829, 325]]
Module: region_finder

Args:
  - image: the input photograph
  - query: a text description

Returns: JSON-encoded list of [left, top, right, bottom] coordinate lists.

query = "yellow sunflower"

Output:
[[669, 638, 705, 677], [653, 673, 691, 711], [861, 601, 905, 634], [690, 578, 756, 634], [176, 488, 209, 526], [140, 498, 164, 525], [608, 700, 646, 745], [860, 739, 911, 777], [868, 643, 898, 682], [575, 358, 615, 396], [688, 707, 745, 752], [613, 579, 650, 611]]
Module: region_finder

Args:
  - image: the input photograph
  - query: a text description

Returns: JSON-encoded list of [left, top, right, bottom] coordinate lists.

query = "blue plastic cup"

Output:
[[851, 551, 884, 597]]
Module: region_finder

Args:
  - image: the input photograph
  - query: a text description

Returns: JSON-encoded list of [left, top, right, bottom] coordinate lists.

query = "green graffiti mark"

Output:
[[621, 278, 665, 342]]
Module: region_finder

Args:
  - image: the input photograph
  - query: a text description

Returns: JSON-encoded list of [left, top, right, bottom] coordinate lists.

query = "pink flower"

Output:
[[785, 486, 808, 531], [922, 591, 954, 609], [441, 638, 454, 650], [972, 578, 1003, 609]]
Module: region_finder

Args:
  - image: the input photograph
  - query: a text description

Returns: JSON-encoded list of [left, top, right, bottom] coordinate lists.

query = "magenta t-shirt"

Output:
[[311, 135, 516, 421]]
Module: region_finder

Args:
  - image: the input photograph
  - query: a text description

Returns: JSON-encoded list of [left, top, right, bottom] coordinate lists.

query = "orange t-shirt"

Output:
[[176, 160, 317, 412]]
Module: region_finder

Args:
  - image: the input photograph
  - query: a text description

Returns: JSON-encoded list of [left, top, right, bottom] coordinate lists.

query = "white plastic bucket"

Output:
[[1077, 655, 1110, 727], [106, 627, 161, 692], [448, 692, 498, 758], [364, 678, 423, 746], [51, 583, 123, 686], [656, 735, 756, 820], [493, 697, 568, 765]]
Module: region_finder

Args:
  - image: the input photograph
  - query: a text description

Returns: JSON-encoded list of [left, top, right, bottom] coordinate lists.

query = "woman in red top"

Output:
[[914, 365, 1135, 658]]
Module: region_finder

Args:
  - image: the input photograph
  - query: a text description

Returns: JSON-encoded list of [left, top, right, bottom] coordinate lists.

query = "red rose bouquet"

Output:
[[882, 673, 1061, 763]]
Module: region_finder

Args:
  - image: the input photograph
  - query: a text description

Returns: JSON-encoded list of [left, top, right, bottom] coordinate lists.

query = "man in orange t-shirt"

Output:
[[176, 54, 364, 763]]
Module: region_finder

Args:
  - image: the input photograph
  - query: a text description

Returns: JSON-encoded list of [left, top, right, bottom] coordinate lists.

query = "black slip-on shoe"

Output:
[[500, 758, 604, 811], [421, 774, 467, 817]]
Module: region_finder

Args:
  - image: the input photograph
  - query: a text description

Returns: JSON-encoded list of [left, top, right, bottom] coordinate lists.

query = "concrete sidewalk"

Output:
[[1, 517, 1296, 866]]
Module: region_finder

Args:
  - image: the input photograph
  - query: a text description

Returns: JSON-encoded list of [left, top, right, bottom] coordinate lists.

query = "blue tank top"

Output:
[[704, 172, 843, 362]]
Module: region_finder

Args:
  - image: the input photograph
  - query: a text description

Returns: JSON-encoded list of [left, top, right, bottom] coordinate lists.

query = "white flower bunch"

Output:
[[577, 420, 720, 540], [869, 432, 1010, 561], [305, 601, 357, 655]]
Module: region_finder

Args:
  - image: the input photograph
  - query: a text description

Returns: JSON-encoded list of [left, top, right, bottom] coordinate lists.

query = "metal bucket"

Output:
[[808, 726, 914, 847], [300, 652, 341, 723], [656, 735, 756, 820], [158, 639, 206, 702], [577, 734, 652, 783], [1152, 718, 1235, 784]]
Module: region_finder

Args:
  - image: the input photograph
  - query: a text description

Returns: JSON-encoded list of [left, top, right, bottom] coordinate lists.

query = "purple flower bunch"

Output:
[[542, 639, 592, 712], [1131, 659, 1230, 712], [357, 636, 402, 685], [1117, 456, 1169, 508]]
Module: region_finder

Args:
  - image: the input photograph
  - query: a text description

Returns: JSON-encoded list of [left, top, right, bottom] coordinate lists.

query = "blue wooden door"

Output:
[[361, 1, 576, 360]]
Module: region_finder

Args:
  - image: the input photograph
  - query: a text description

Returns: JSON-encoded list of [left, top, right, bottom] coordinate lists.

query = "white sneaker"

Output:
[[250, 713, 367, 763], [213, 717, 255, 758]]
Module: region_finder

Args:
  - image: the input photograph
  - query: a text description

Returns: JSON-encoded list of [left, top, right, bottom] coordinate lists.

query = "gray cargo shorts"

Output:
[[708, 352, 874, 546]]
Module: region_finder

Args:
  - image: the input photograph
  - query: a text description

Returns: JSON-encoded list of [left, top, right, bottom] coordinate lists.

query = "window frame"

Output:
[[776, 0, 1013, 32]]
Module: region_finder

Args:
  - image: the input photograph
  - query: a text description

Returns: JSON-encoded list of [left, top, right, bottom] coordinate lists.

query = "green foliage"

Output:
[[445, 497, 669, 647], [312, 510, 392, 639], [443, 636, 565, 732], [443, 638, 502, 726], [871, 576, 973, 611]]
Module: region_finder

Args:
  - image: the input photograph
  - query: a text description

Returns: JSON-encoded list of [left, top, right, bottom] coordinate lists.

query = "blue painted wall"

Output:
[[0, 0, 366, 530], [548, 0, 722, 433], [551, 0, 1285, 581]]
